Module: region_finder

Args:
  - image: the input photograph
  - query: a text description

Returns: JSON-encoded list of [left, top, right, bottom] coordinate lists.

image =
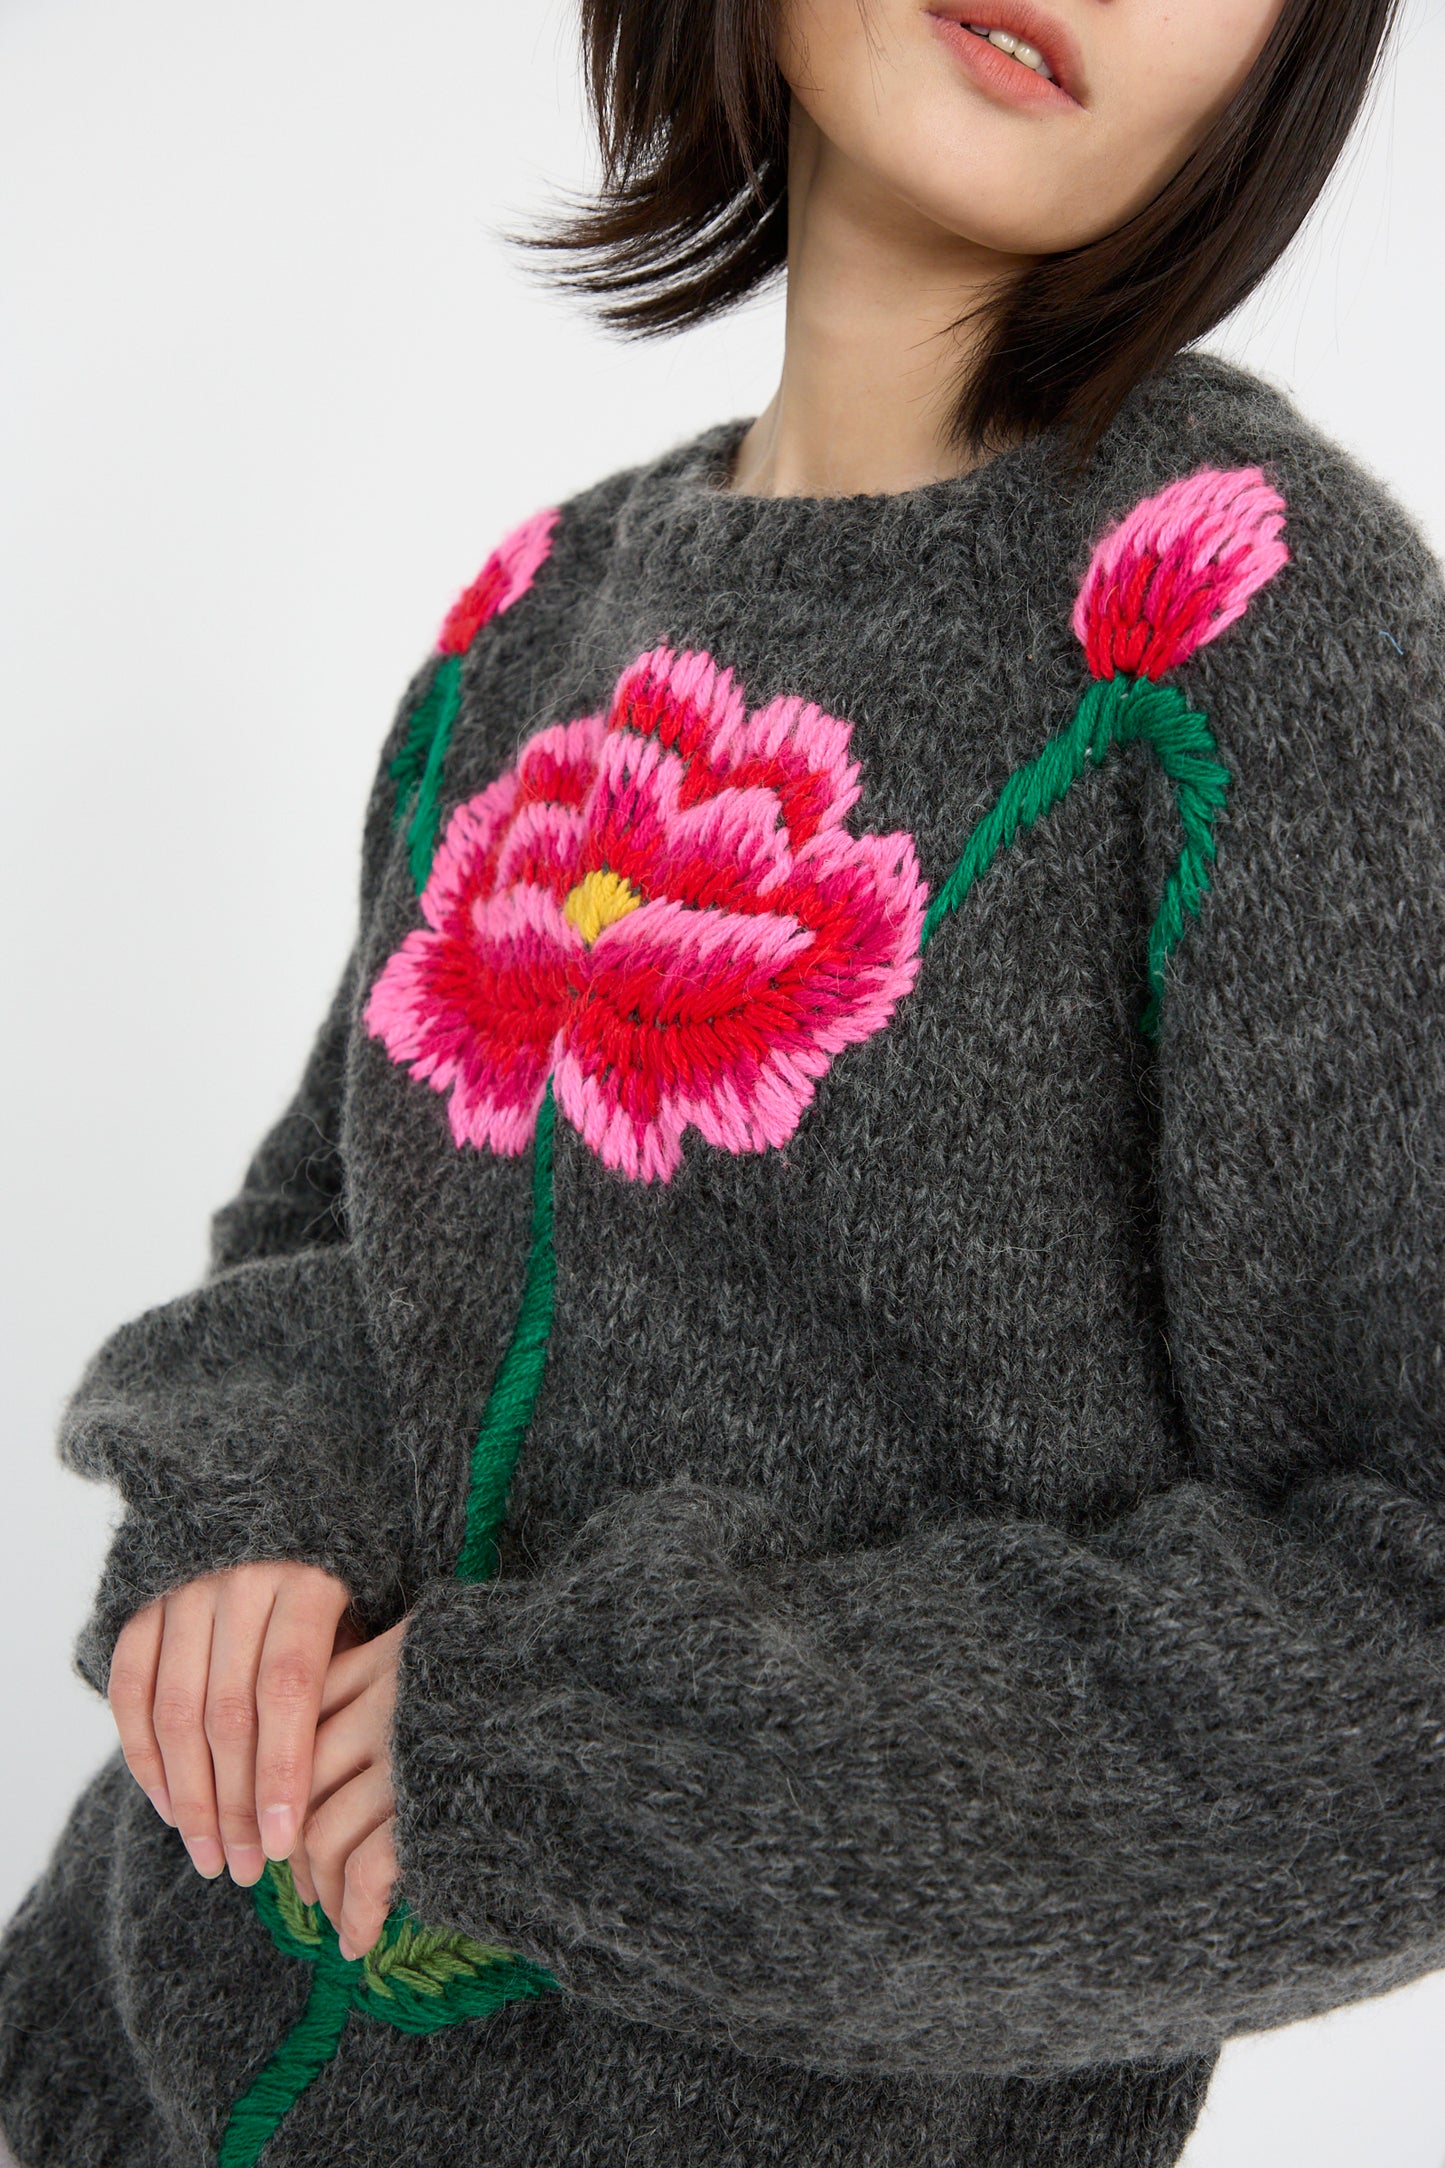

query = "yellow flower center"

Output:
[[562, 866, 644, 946]]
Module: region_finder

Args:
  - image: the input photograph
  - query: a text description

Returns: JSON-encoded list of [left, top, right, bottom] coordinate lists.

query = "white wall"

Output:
[[2, 3, 1443, 2160]]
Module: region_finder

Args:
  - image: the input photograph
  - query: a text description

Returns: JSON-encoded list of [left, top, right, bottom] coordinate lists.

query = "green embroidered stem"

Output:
[[227, 1073, 560, 2149], [218, 1937, 358, 2167], [390, 646, 561, 1582], [453, 1077, 559, 1584], [388, 652, 463, 893], [920, 672, 1230, 1043], [222, 612, 565, 2154]]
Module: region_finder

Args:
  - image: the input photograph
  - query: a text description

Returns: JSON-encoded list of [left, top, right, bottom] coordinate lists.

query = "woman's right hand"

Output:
[[107, 1560, 360, 1886]]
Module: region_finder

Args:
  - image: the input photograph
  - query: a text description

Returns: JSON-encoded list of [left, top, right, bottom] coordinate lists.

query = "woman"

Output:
[[3, 0, 1441, 2162]]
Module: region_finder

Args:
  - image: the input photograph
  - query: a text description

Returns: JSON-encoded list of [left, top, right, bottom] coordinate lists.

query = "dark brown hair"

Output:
[[506, 0, 1404, 482]]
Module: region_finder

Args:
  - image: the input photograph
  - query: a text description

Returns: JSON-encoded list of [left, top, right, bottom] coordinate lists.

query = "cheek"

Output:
[[772, 0, 1284, 258], [775, 0, 871, 100], [1046, 0, 1284, 238]]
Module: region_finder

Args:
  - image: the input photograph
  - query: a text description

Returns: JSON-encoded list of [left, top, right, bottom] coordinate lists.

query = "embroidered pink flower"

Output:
[[1072, 466, 1290, 681], [437, 506, 560, 655], [365, 645, 927, 1183]]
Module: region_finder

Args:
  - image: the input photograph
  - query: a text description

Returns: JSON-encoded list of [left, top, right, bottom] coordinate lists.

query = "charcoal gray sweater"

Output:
[[4, 346, 1445, 2168]]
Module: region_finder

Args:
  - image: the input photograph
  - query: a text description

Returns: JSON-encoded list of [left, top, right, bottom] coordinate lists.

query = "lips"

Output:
[[927, 0, 1085, 106]]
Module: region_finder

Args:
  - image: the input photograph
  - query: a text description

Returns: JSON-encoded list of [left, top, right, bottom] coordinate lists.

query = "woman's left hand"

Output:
[[289, 1618, 406, 1959]]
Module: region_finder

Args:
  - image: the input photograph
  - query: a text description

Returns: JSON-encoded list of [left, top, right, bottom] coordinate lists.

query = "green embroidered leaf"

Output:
[[388, 655, 458, 826], [256, 1859, 324, 1959], [360, 1909, 522, 2001]]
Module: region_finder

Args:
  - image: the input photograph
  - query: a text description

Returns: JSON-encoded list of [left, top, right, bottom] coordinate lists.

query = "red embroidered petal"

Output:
[[552, 826, 925, 1183], [513, 714, 606, 813], [576, 729, 794, 913], [552, 900, 816, 1182], [706, 692, 863, 848], [492, 799, 589, 904], [606, 649, 864, 852]]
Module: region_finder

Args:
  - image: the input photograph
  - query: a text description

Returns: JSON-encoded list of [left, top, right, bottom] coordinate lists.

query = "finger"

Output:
[[316, 1641, 377, 1723], [306, 1686, 389, 1821], [108, 1602, 172, 1822], [152, 1583, 224, 1878], [289, 1832, 319, 1909], [317, 1618, 404, 1722], [302, 1764, 395, 1932], [204, 1570, 280, 1885], [253, 1573, 351, 1863], [337, 1820, 400, 1962]]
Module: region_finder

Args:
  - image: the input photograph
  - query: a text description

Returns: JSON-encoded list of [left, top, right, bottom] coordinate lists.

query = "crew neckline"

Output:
[[678, 410, 1046, 513], [618, 407, 1062, 583], [615, 349, 1253, 586]]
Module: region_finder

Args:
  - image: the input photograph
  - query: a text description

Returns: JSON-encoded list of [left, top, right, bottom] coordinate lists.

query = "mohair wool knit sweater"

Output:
[[4, 345, 1445, 2168]]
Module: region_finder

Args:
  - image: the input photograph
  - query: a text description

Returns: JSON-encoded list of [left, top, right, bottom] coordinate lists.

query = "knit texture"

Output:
[[4, 347, 1445, 2167]]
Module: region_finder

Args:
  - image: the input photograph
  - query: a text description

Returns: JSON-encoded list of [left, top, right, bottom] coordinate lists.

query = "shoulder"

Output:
[[1055, 351, 1444, 1055], [1119, 347, 1443, 646], [426, 417, 743, 658], [1081, 349, 1445, 779], [1105, 357, 1445, 1052]]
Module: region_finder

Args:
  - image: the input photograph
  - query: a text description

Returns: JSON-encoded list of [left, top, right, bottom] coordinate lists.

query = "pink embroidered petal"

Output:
[[708, 692, 864, 847], [491, 797, 590, 902], [437, 506, 561, 657], [552, 819, 926, 1182], [364, 888, 578, 1155], [608, 644, 748, 770], [362, 939, 557, 1154], [1071, 466, 1290, 681], [512, 713, 606, 813], [419, 780, 521, 936], [616, 649, 864, 851], [762, 826, 929, 1053]]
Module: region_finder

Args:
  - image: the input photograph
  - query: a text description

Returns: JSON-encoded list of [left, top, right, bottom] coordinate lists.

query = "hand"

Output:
[[107, 1561, 360, 1885], [291, 1619, 406, 1960]]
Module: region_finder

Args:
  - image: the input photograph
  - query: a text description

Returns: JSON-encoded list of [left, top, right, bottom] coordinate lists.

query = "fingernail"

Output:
[[227, 1845, 266, 1886], [184, 1837, 225, 1878], [146, 1787, 174, 1825], [337, 1934, 357, 1962], [260, 1806, 295, 1860]]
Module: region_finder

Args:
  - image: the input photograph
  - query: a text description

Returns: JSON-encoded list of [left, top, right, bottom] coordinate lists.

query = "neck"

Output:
[[727, 99, 1036, 500]]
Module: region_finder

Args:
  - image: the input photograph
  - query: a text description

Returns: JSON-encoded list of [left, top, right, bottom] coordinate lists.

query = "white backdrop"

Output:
[[3, 3, 1444, 2160]]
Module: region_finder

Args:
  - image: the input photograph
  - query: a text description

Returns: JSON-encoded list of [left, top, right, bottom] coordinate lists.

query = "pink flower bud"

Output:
[[1072, 466, 1289, 681], [437, 505, 560, 656]]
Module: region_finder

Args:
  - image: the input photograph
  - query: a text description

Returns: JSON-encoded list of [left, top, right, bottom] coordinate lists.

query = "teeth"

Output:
[[965, 23, 1055, 77]]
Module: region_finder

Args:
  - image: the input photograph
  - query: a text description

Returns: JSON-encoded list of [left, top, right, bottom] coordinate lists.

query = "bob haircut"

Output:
[[511, 0, 1404, 484]]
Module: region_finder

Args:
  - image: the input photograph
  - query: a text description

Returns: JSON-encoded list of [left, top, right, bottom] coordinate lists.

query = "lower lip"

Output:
[[928, 14, 1079, 112]]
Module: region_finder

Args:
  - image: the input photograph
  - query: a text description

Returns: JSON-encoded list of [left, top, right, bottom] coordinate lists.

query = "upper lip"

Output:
[[928, 0, 1086, 105]]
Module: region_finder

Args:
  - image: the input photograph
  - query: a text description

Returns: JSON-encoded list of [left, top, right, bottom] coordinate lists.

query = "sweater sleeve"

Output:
[[63, 655, 442, 1699], [386, 534, 1445, 2079]]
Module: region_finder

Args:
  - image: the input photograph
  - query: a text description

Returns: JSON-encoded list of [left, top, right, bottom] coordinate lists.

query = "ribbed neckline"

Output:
[[667, 408, 1053, 518], [612, 350, 1265, 588], [691, 411, 1048, 504], [605, 348, 1282, 602], [615, 403, 1065, 587]]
